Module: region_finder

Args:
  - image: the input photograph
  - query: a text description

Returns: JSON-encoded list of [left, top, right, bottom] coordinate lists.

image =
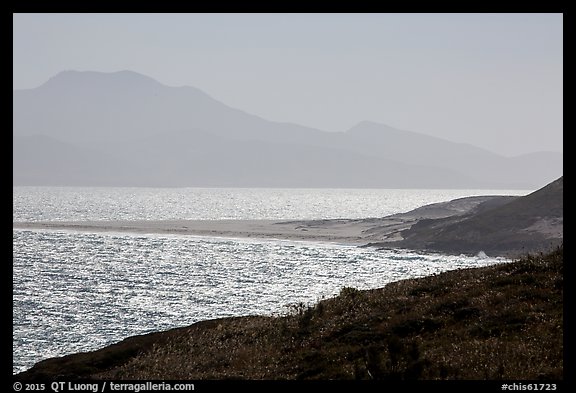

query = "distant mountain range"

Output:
[[13, 70, 562, 188]]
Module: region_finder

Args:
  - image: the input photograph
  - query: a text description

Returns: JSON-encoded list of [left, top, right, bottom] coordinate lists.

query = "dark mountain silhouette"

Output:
[[13, 70, 562, 188], [384, 176, 563, 256]]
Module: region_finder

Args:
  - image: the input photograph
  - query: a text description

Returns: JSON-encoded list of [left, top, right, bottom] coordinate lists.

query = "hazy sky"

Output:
[[13, 13, 562, 156]]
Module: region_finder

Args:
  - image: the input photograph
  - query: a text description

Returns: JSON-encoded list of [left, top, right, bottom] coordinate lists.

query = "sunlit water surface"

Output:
[[13, 186, 530, 374]]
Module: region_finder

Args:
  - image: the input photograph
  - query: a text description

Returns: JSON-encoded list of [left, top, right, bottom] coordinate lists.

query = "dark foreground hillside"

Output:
[[16, 246, 563, 380]]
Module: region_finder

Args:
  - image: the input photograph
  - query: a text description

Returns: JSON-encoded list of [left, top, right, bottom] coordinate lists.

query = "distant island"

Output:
[[14, 70, 562, 189], [14, 177, 563, 379]]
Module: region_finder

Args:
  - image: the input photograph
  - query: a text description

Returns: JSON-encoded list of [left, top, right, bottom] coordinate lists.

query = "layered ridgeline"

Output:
[[14, 70, 561, 189]]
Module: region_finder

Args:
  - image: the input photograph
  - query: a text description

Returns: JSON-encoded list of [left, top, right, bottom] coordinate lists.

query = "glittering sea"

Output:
[[13, 186, 530, 374]]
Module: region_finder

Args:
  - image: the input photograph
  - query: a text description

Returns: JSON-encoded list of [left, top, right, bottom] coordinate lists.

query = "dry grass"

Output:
[[18, 246, 563, 380]]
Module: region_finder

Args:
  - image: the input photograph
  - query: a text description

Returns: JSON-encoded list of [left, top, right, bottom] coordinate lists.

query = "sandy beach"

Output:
[[13, 195, 508, 246], [12, 218, 394, 245]]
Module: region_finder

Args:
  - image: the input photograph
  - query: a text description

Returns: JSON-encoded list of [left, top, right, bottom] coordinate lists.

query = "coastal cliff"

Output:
[[375, 177, 563, 257]]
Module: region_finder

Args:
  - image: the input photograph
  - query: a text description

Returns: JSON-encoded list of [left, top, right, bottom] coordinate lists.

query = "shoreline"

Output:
[[14, 188, 562, 258], [13, 195, 508, 249], [14, 246, 563, 380], [12, 218, 396, 246], [13, 181, 563, 379]]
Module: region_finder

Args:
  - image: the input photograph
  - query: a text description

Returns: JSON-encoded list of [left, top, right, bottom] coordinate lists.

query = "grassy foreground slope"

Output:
[[17, 246, 563, 380]]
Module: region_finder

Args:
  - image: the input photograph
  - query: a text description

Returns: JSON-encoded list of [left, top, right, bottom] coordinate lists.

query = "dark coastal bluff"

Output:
[[378, 176, 563, 257]]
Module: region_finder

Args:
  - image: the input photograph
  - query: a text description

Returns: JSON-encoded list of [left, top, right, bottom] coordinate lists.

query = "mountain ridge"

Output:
[[13, 70, 562, 188]]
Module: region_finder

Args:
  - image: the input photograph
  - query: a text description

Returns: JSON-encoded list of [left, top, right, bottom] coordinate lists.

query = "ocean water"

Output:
[[13, 186, 530, 374]]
